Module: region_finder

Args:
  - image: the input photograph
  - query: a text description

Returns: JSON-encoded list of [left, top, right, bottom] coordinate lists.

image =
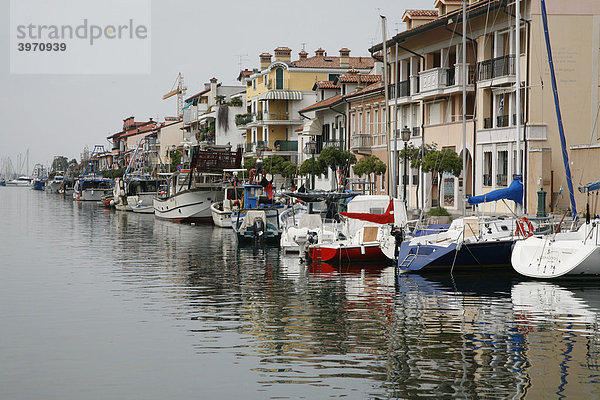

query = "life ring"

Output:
[[516, 217, 534, 238]]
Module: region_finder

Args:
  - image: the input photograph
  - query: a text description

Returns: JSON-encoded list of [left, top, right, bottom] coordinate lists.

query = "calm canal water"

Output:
[[1, 187, 600, 399]]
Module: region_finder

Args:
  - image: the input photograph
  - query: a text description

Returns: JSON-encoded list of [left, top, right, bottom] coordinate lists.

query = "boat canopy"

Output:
[[284, 192, 357, 203], [467, 175, 523, 205], [340, 199, 395, 224], [579, 180, 600, 193]]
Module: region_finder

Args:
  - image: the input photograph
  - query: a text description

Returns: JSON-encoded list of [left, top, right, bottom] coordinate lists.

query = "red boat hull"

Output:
[[308, 243, 387, 264]]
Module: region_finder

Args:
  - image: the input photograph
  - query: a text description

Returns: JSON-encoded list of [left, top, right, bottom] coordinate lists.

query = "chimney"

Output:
[[339, 47, 350, 68], [123, 116, 134, 130], [274, 46, 292, 62], [298, 50, 308, 60], [209, 77, 218, 106], [204, 83, 211, 90], [315, 48, 325, 57], [259, 52, 272, 69]]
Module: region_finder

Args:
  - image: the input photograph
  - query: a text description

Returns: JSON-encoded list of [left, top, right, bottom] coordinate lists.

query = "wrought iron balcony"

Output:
[[477, 54, 516, 81], [482, 174, 492, 187], [497, 115, 509, 128], [496, 173, 508, 187], [483, 117, 493, 129], [388, 80, 410, 98], [323, 140, 345, 150]]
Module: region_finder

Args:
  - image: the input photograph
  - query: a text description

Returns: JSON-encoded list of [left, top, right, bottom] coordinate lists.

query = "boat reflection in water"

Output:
[[511, 281, 600, 399]]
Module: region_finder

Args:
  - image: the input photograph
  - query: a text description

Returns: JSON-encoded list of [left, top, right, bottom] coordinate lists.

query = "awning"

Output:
[[579, 180, 600, 193], [259, 90, 303, 101], [302, 117, 322, 136]]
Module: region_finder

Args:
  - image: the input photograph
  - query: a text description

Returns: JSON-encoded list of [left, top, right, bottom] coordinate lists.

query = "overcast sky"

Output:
[[1, 0, 424, 172]]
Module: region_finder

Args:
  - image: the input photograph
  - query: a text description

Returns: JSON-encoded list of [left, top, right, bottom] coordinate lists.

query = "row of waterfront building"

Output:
[[90, 0, 600, 216]]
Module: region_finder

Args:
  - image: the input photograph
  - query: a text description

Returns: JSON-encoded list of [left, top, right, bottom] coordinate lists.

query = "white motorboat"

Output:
[[279, 192, 354, 254], [47, 173, 64, 193], [6, 176, 33, 187], [306, 195, 408, 264], [211, 186, 244, 228]]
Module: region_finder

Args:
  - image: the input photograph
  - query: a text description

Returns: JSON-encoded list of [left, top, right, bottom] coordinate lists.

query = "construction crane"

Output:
[[163, 72, 187, 119]]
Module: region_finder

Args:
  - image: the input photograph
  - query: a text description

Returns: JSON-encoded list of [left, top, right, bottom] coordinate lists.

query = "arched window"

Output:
[[275, 68, 284, 89]]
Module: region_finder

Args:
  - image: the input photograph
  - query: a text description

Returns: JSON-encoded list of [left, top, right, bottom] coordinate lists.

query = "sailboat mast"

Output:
[[462, 0, 467, 218], [540, 0, 578, 220], [515, 0, 522, 214], [381, 15, 392, 197]]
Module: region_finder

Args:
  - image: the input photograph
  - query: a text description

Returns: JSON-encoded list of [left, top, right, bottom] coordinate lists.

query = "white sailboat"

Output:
[[512, 180, 600, 277], [511, 0, 600, 278]]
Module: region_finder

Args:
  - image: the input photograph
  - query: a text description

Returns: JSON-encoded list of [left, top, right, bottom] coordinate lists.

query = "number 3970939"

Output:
[[17, 43, 66, 51]]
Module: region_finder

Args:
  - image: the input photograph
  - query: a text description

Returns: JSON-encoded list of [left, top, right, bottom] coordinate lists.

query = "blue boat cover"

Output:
[[580, 180, 600, 193], [468, 175, 523, 205]]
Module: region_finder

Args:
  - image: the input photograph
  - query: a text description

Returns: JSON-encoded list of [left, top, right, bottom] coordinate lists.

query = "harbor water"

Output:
[[1, 187, 600, 399]]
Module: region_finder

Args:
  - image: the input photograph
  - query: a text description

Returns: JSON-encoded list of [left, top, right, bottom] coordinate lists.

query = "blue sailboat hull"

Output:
[[397, 239, 515, 272]]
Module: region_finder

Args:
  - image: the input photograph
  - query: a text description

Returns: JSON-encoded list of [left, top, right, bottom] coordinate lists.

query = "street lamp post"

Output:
[[401, 126, 411, 204], [305, 139, 317, 190]]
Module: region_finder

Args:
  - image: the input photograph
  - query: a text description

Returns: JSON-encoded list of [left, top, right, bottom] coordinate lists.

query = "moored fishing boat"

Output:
[[234, 209, 281, 244], [73, 175, 114, 201], [114, 137, 166, 211], [154, 145, 242, 223]]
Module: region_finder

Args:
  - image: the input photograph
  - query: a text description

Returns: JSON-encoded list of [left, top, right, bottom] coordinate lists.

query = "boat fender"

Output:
[[516, 217, 534, 238]]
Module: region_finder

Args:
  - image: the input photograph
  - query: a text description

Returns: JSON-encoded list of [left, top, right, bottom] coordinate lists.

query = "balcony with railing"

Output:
[[273, 140, 298, 152], [477, 54, 515, 82], [419, 67, 448, 93], [235, 113, 253, 127], [387, 80, 410, 99], [483, 117, 493, 129], [416, 64, 474, 99], [497, 115, 509, 128], [245, 140, 266, 154], [446, 68, 456, 86], [323, 140, 345, 150], [350, 134, 372, 153], [483, 174, 492, 187], [496, 173, 508, 187]]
